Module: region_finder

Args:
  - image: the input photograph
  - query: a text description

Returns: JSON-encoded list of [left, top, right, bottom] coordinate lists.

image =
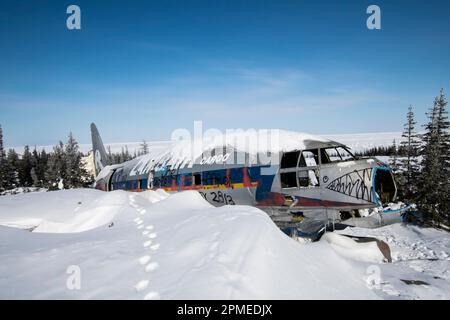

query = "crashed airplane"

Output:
[[91, 123, 409, 234]]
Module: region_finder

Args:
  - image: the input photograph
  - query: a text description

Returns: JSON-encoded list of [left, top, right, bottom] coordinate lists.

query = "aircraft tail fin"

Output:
[[90, 123, 110, 175]]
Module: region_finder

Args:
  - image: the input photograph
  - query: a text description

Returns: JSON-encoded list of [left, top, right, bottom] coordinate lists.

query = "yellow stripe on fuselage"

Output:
[[162, 181, 258, 192]]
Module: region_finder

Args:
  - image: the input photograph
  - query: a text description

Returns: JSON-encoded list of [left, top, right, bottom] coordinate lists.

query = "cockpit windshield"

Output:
[[280, 147, 355, 168], [320, 147, 355, 164]]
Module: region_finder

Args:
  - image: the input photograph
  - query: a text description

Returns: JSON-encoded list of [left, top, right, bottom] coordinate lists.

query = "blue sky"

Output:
[[1, 0, 449, 146]]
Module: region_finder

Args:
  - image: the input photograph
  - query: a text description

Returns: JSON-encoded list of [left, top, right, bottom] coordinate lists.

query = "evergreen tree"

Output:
[[31, 148, 40, 187], [118, 146, 132, 163], [140, 140, 149, 155], [30, 167, 39, 186], [64, 132, 90, 188], [0, 125, 6, 192], [18, 146, 33, 187], [65, 132, 80, 188], [36, 149, 49, 185], [388, 139, 404, 199], [107, 145, 112, 161], [45, 141, 65, 190], [418, 89, 450, 227], [65, 132, 92, 188], [434, 90, 450, 226], [389, 139, 399, 172], [5, 149, 19, 189], [399, 105, 421, 201], [434, 90, 450, 173]]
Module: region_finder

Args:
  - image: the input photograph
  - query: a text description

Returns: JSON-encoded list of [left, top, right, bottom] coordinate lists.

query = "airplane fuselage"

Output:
[[94, 143, 396, 217]]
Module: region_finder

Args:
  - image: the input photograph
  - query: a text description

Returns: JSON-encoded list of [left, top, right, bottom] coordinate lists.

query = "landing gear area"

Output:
[[273, 203, 414, 242], [273, 209, 405, 263]]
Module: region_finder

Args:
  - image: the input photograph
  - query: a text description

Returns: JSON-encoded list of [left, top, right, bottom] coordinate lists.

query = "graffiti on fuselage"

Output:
[[325, 168, 373, 202], [128, 152, 232, 178], [200, 153, 230, 165], [199, 190, 236, 205]]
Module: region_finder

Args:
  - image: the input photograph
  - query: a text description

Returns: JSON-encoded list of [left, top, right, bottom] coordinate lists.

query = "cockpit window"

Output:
[[322, 147, 354, 163], [324, 148, 341, 162], [336, 147, 354, 161]]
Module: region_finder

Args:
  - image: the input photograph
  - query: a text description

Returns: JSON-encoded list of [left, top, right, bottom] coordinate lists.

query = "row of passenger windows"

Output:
[[153, 173, 202, 188], [280, 147, 354, 169], [111, 167, 255, 191], [112, 174, 203, 190]]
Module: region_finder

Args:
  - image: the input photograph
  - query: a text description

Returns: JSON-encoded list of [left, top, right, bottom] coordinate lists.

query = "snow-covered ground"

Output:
[[0, 187, 47, 196], [0, 189, 448, 299]]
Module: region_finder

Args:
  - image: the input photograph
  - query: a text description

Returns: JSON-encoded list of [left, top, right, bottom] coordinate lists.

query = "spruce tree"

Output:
[[389, 139, 399, 171], [434, 90, 450, 226], [140, 140, 149, 155], [36, 149, 49, 185], [18, 146, 33, 187], [65, 132, 79, 188], [418, 89, 450, 227], [0, 125, 6, 192], [124, 146, 131, 161], [45, 141, 65, 190], [64, 132, 91, 188], [31, 148, 40, 187], [399, 105, 421, 201], [388, 139, 403, 199], [5, 149, 19, 190], [107, 146, 112, 162]]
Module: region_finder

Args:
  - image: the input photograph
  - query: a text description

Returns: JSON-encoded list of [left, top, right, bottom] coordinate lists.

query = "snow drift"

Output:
[[0, 189, 448, 299]]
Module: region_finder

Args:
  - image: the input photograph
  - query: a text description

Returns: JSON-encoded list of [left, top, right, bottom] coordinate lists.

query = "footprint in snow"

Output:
[[138, 255, 151, 265], [145, 225, 154, 230], [137, 225, 144, 230], [150, 243, 160, 251], [144, 240, 152, 247], [144, 292, 160, 300], [142, 230, 150, 236], [134, 280, 149, 292], [145, 262, 159, 272], [148, 233, 157, 239]]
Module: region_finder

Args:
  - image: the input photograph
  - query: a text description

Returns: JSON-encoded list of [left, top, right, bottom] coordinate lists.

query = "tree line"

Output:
[[355, 145, 410, 157], [0, 131, 93, 191], [388, 89, 449, 229], [106, 139, 148, 165], [0, 131, 150, 192]]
